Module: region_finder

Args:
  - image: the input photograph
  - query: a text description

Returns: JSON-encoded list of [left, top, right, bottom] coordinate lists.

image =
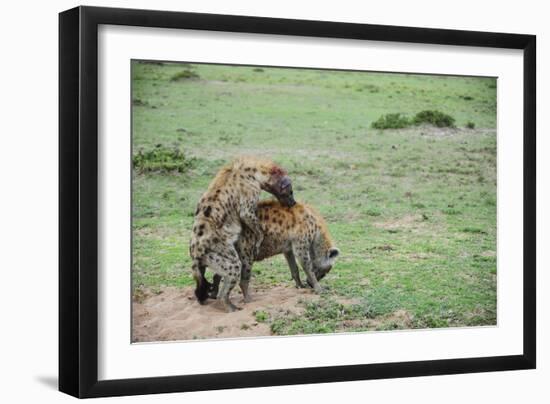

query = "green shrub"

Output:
[[170, 69, 200, 81], [371, 113, 411, 129], [372, 110, 456, 129], [365, 207, 382, 216], [133, 145, 196, 173], [466, 121, 476, 129], [254, 310, 269, 322], [413, 110, 456, 127]]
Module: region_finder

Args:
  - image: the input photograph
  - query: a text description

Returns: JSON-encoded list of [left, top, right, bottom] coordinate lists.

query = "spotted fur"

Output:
[[189, 157, 295, 312], [209, 200, 340, 302]]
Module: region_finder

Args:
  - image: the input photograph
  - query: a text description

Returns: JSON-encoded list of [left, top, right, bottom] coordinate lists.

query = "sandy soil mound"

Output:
[[132, 285, 321, 342]]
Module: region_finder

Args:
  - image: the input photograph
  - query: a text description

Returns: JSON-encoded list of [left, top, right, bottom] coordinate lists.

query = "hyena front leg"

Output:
[[284, 251, 305, 288], [293, 243, 323, 294], [203, 248, 242, 312]]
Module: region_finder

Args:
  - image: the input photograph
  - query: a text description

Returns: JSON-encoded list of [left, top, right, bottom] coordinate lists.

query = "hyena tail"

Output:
[[192, 259, 209, 304]]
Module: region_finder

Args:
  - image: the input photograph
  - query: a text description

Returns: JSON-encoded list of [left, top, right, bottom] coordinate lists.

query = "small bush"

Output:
[[466, 121, 476, 129], [371, 113, 411, 129], [170, 69, 200, 81], [254, 310, 269, 323], [413, 110, 456, 127], [133, 145, 196, 173], [372, 110, 456, 129], [365, 208, 382, 217]]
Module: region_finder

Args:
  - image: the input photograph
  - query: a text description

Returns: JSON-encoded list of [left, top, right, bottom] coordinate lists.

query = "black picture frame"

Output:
[[59, 5, 536, 399]]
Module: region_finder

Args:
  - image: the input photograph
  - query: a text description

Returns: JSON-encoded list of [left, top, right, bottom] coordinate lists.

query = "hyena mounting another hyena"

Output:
[[208, 199, 340, 302], [189, 157, 296, 312]]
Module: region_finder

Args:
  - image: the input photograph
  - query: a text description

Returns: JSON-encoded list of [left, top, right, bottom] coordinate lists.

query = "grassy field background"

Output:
[[132, 61, 497, 334]]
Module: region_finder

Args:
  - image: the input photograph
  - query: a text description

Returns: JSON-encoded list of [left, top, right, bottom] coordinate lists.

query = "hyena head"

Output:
[[259, 162, 296, 208], [309, 231, 340, 284]]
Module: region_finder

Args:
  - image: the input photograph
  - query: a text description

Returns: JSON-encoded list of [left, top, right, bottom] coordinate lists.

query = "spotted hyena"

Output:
[[208, 199, 340, 302], [189, 157, 296, 312]]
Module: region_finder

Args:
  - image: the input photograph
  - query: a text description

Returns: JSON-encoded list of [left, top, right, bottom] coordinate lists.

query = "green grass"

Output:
[[132, 61, 497, 334]]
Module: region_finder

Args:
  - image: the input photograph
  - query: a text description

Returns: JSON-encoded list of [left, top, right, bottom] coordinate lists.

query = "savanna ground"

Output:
[[131, 61, 497, 342]]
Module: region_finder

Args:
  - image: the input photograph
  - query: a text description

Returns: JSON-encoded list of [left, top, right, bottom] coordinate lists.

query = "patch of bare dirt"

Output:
[[404, 126, 495, 138], [381, 309, 413, 327], [373, 214, 425, 231], [132, 285, 323, 342]]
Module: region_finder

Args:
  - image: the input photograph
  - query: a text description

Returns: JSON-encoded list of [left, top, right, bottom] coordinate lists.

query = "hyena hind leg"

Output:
[[239, 260, 253, 303], [203, 251, 242, 312]]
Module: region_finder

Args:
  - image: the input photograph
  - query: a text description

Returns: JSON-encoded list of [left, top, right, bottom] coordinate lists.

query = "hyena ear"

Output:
[[328, 248, 340, 258]]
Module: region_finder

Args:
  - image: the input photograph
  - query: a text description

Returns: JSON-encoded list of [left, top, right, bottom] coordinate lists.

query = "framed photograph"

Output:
[[59, 6, 536, 398]]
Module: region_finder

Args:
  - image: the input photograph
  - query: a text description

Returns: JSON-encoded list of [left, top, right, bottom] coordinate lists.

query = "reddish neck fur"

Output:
[[270, 165, 287, 177]]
